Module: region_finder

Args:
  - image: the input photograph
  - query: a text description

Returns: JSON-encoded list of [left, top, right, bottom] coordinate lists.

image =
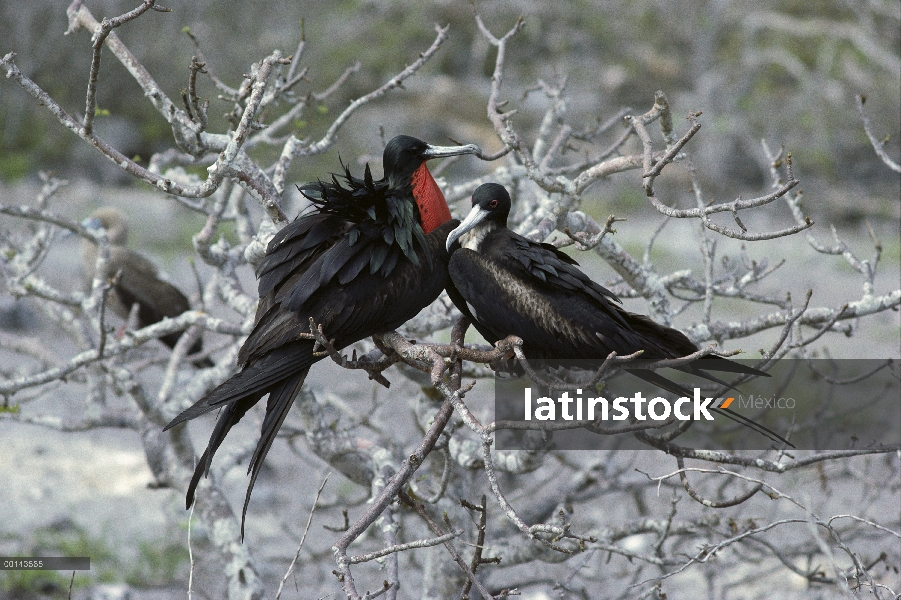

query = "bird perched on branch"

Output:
[[445, 183, 789, 445], [80, 207, 210, 366], [165, 135, 481, 536]]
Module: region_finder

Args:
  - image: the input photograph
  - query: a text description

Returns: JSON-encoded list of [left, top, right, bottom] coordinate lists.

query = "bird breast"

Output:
[[475, 255, 591, 348]]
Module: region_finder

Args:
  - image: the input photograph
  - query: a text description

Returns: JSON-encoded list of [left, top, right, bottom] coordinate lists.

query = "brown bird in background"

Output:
[[80, 207, 210, 365]]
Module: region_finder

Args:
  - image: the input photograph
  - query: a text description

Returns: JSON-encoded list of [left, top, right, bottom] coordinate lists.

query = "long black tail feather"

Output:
[[240, 369, 308, 540], [184, 392, 261, 510], [164, 344, 310, 431], [688, 356, 770, 376], [164, 341, 318, 535]]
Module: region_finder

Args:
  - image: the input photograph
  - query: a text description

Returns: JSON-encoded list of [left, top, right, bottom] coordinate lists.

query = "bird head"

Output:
[[446, 183, 511, 251], [383, 135, 481, 234], [81, 207, 129, 245]]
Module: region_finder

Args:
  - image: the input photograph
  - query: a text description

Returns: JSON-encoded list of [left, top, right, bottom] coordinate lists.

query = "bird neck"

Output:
[[410, 162, 452, 234], [458, 220, 497, 252]]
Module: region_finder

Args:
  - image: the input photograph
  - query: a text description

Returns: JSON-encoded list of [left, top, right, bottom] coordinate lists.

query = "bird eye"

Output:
[[488, 199, 499, 208]]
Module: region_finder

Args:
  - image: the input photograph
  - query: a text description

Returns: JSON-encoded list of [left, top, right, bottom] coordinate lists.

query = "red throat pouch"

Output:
[[411, 162, 452, 234]]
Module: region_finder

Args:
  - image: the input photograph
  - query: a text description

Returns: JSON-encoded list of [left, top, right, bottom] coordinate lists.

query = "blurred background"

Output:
[[2, 0, 899, 218]]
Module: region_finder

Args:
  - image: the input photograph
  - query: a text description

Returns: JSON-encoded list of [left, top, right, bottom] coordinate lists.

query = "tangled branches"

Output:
[[1, 2, 898, 599]]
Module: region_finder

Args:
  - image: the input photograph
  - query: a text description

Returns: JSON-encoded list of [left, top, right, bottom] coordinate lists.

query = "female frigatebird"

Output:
[[81, 207, 210, 365], [445, 183, 789, 445], [165, 135, 480, 535]]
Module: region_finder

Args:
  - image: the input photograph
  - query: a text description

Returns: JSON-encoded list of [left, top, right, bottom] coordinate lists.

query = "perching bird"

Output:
[[164, 135, 481, 535], [80, 207, 210, 365], [445, 183, 789, 445]]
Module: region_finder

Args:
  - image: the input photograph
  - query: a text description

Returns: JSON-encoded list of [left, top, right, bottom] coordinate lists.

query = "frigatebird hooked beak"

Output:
[[445, 183, 791, 447], [164, 135, 480, 537], [445, 197, 496, 252]]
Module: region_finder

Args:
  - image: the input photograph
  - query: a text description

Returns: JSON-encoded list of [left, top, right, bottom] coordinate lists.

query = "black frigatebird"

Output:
[[164, 135, 480, 534], [445, 183, 789, 445], [81, 207, 211, 366]]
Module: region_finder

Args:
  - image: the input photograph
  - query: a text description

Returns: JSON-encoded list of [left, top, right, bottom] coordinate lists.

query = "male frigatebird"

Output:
[[165, 135, 480, 535], [81, 207, 210, 365], [445, 183, 789, 445]]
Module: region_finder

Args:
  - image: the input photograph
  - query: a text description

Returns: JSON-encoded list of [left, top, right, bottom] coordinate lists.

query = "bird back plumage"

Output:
[[298, 161, 431, 269]]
